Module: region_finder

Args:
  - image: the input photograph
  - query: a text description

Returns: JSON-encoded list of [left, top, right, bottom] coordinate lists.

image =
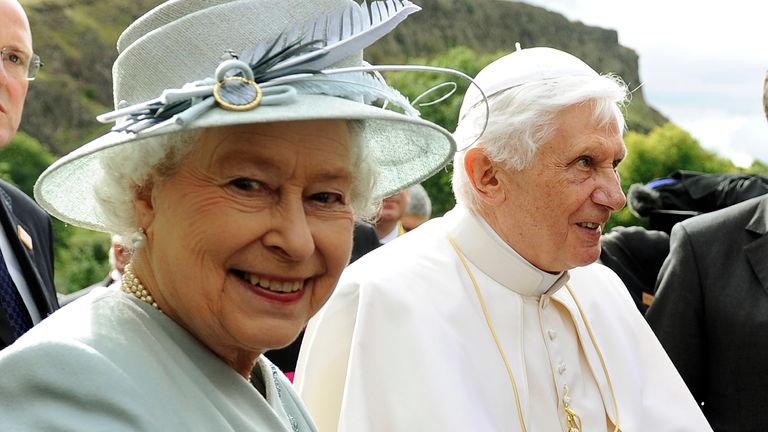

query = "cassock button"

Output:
[[548, 329, 557, 340], [558, 362, 567, 374]]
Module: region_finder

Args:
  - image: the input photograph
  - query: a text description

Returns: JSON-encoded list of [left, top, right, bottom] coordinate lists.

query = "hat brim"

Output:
[[34, 94, 455, 232]]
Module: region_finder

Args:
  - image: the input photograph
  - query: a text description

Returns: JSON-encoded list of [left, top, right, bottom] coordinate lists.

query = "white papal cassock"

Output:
[[294, 205, 711, 432]]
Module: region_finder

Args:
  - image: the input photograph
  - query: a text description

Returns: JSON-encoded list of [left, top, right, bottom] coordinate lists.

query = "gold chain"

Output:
[[563, 385, 583, 432], [564, 284, 621, 432], [565, 404, 582, 432]]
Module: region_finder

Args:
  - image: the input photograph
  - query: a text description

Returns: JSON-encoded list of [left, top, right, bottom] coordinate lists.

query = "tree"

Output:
[[619, 122, 736, 192], [0, 132, 55, 197]]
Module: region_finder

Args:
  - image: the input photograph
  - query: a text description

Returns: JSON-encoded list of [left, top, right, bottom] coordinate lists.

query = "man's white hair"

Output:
[[452, 74, 629, 210], [405, 183, 432, 219], [93, 121, 377, 245]]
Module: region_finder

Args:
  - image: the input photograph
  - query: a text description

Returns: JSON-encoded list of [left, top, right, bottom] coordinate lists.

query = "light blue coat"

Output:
[[0, 287, 316, 432]]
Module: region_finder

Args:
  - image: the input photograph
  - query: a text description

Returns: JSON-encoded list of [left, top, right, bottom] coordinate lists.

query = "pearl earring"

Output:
[[131, 228, 146, 249]]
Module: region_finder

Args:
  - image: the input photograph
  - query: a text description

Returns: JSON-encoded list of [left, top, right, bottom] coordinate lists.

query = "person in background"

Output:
[[295, 46, 711, 431], [0, 0, 456, 429], [59, 234, 131, 306], [646, 70, 768, 431], [401, 183, 432, 231], [0, 0, 57, 350], [599, 226, 669, 313], [627, 170, 768, 234], [373, 189, 408, 243], [100, 234, 130, 287]]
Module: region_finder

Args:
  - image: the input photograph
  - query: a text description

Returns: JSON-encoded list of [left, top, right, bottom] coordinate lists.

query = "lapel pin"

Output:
[[17, 225, 33, 251], [642, 292, 654, 308]]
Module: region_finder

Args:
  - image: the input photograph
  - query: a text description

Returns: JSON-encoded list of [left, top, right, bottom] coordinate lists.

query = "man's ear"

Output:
[[132, 178, 156, 232], [464, 147, 506, 206]]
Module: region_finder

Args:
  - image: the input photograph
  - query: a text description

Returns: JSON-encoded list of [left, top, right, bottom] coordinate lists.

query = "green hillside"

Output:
[[19, 0, 666, 155]]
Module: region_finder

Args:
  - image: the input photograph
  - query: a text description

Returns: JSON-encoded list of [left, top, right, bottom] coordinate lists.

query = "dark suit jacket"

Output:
[[350, 221, 381, 263], [647, 195, 768, 431], [0, 180, 58, 349], [599, 226, 670, 314]]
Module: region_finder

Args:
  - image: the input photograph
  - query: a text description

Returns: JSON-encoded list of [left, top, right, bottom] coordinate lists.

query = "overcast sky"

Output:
[[518, 0, 768, 167]]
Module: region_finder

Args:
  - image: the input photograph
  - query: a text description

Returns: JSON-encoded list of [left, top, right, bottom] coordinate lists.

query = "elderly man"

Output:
[[0, 0, 57, 349], [295, 47, 710, 431], [401, 183, 432, 231], [373, 189, 408, 243]]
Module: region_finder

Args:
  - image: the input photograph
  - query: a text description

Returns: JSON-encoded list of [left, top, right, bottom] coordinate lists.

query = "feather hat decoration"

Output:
[[34, 0, 483, 233], [98, 0, 426, 133]]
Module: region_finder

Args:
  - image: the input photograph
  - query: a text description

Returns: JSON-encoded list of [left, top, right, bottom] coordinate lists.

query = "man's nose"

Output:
[[592, 169, 626, 211]]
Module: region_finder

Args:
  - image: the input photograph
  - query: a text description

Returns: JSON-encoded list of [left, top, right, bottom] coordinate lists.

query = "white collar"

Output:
[[379, 223, 401, 244], [446, 205, 568, 297]]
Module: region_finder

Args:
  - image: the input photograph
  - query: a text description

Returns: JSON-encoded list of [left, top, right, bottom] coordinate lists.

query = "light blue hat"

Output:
[[34, 0, 457, 232]]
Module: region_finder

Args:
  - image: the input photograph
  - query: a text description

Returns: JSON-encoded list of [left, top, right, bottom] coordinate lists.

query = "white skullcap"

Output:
[[459, 46, 599, 120]]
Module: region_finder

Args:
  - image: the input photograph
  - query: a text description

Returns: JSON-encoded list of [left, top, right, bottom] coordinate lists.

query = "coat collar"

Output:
[[746, 195, 768, 235], [446, 205, 567, 297], [745, 196, 768, 292]]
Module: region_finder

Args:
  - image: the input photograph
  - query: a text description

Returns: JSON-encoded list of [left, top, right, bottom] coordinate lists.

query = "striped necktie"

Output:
[[0, 249, 33, 339]]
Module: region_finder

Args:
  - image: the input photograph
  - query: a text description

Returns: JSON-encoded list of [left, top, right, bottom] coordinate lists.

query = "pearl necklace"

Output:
[[120, 263, 161, 311]]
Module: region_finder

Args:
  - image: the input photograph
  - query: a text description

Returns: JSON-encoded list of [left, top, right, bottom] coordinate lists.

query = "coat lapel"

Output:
[[0, 190, 20, 347], [0, 189, 56, 317], [746, 198, 768, 294]]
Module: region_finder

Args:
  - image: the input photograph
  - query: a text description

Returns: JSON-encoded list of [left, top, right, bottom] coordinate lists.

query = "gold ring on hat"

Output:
[[213, 76, 263, 112]]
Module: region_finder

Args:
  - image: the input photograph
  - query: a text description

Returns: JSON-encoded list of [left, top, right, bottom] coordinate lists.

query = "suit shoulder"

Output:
[[680, 195, 764, 234], [0, 179, 49, 223]]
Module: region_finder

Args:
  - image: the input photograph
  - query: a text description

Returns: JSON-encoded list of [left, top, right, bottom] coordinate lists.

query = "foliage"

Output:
[[619, 122, 737, 191], [54, 228, 110, 294], [748, 159, 768, 175], [0, 132, 55, 196]]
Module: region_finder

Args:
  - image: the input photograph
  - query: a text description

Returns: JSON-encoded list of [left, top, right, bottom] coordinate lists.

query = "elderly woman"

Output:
[[0, 0, 454, 430]]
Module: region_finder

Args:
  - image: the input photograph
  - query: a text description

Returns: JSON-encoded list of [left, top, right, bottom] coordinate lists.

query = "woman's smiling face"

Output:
[[133, 120, 355, 373]]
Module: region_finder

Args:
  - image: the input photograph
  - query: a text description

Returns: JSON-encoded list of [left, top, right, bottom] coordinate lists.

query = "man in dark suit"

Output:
[[0, 0, 58, 349], [647, 195, 768, 430], [647, 72, 768, 430]]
